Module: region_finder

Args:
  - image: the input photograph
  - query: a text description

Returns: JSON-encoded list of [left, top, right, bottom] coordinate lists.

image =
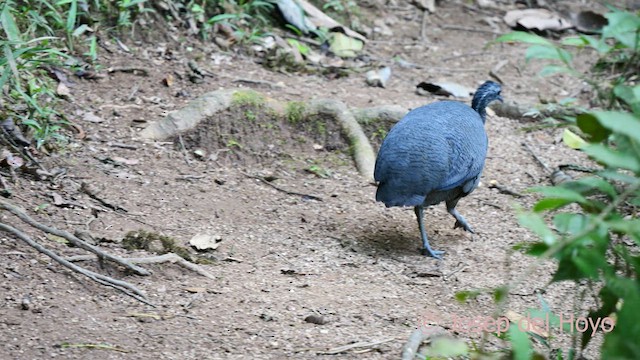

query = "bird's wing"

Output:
[[435, 134, 487, 193]]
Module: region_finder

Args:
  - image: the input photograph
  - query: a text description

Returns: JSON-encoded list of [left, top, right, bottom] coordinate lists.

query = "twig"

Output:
[[420, 10, 429, 41], [440, 24, 501, 35], [107, 67, 149, 76], [522, 142, 551, 173], [0, 199, 148, 276], [127, 83, 140, 101], [0, 222, 152, 306], [401, 325, 447, 360], [232, 78, 282, 89], [60, 343, 129, 353], [67, 253, 215, 279], [489, 59, 509, 84], [80, 182, 129, 213], [244, 173, 323, 201], [317, 338, 396, 355], [108, 142, 139, 150], [117, 253, 215, 279], [177, 134, 192, 166], [488, 183, 524, 198], [559, 164, 598, 173], [443, 263, 468, 280]]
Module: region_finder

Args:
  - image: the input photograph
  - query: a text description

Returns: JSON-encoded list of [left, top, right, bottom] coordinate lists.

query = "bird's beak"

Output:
[[497, 95, 504, 103]]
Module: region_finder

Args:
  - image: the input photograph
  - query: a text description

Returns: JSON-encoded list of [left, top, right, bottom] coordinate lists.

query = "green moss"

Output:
[[122, 230, 193, 261], [244, 109, 257, 122], [231, 90, 265, 107], [285, 101, 306, 124], [315, 121, 326, 136]]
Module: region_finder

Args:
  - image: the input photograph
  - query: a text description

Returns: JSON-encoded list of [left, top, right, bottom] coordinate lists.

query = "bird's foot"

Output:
[[421, 248, 444, 259], [454, 220, 475, 234]]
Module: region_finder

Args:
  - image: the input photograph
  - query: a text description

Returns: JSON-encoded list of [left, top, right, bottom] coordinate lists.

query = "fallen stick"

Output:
[[317, 338, 396, 355], [244, 173, 323, 201], [67, 253, 216, 280]]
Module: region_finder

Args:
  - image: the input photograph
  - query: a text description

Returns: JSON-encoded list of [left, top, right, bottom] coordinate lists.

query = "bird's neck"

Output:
[[472, 95, 489, 124]]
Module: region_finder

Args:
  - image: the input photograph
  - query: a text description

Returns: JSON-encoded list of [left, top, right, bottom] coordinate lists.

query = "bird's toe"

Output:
[[454, 220, 474, 233], [421, 248, 445, 259]]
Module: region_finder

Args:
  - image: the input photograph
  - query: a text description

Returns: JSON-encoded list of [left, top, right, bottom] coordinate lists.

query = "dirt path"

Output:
[[1, 1, 606, 359]]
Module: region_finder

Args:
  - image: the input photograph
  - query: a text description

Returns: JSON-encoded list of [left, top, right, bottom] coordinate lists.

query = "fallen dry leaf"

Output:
[[504, 9, 572, 32]]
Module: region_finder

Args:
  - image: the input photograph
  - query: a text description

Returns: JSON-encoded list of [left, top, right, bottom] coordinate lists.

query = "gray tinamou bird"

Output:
[[374, 81, 503, 258]]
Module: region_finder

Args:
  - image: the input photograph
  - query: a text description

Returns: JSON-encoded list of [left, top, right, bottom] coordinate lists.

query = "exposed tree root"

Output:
[[0, 221, 152, 306], [139, 89, 398, 182], [303, 99, 376, 181], [491, 101, 584, 121], [0, 199, 148, 275], [0, 199, 216, 305]]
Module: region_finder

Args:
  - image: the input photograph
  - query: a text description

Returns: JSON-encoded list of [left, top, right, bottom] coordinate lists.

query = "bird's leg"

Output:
[[446, 199, 475, 233], [414, 205, 444, 258]]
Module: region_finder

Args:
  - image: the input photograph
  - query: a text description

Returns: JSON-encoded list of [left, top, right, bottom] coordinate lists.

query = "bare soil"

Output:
[[0, 1, 615, 359]]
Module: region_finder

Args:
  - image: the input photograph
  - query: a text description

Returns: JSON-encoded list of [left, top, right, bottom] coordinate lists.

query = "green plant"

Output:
[[488, 8, 640, 359], [206, 0, 274, 43], [114, 0, 152, 28], [320, 0, 359, 31], [493, 9, 640, 111], [285, 101, 306, 124], [1, 1, 72, 148]]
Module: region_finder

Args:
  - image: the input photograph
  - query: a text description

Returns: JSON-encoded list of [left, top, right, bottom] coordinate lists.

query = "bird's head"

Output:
[[471, 81, 502, 123]]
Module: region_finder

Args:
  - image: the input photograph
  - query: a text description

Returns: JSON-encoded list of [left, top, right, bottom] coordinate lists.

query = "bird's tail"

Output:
[[376, 183, 425, 207]]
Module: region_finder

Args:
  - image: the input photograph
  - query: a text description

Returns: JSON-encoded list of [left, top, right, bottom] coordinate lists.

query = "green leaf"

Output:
[[583, 143, 640, 172], [66, 0, 77, 33], [577, 113, 612, 142], [562, 128, 587, 149], [533, 186, 588, 204], [601, 283, 640, 357], [602, 11, 640, 49], [493, 31, 552, 46], [525, 45, 566, 62], [207, 13, 239, 24], [2, 44, 21, 90], [553, 257, 583, 281], [589, 111, 640, 144], [0, 4, 21, 42], [423, 337, 469, 357], [286, 38, 310, 55], [527, 308, 561, 328], [329, 32, 363, 58], [518, 212, 556, 245], [534, 198, 574, 212], [560, 36, 587, 46], [72, 24, 91, 37], [507, 324, 533, 360], [553, 213, 588, 235], [538, 65, 577, 77], [567, 176, 617, 198], [526, 242, 549, 256], [614, 85, 640, 110], [599, 169, 640, 184], [580, 34, 612, 53], [455, 290, 481, 303], [493, 286, 508, 302]]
